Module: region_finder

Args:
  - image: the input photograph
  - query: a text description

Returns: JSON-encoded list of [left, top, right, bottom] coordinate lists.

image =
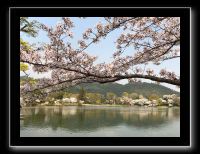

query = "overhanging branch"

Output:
[[94, 74, 180, 86]]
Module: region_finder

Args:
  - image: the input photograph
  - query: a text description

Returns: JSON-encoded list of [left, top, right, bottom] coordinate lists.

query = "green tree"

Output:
[[100, 95, 106, 104], [85, 93, 102, 104], [106, 92, 117, 104], [148, 93, 159, 101], [173, 97, 180, 106], [20, 77, 37, 86], [20, 17, 40, 53], [63, 92, 73, 98], [106, 92, 116, 100], [78, 87, 86, 101], [20, 62, 29, 72], [129, 92, 139, 100], [20, 17, 40, 61], [48, 91, 65, 100], [122, 92, 129, 97], [139, 94, 144, 99], [20, 18, 41, 87], [20, 17, 40, 37]]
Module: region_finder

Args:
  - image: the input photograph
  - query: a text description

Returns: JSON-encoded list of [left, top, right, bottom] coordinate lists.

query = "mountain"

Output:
[[20, 76, 179, 97], [65, 82, 180, 97]]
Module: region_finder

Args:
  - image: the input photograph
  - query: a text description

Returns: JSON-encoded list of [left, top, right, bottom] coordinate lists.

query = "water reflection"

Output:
[[20, 106, 180, 132]]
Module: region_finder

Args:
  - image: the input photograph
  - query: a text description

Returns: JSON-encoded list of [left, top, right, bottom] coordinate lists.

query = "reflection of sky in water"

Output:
[[20, 106, 180, 137]]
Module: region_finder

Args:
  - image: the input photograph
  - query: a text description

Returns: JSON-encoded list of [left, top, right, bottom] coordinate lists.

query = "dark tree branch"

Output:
[[21, 60, 180, 89], [93, 74, 180, 86]]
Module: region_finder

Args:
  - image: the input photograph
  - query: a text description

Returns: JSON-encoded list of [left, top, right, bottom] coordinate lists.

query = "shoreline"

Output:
[[21, 104, 180, 108]]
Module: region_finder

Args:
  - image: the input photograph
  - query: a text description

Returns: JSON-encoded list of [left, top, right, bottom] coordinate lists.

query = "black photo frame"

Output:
[[2, 3, 195, 153]]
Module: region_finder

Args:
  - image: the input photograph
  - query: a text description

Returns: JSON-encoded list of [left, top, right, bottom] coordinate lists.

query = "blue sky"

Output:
[[20, 17, 180, 91]]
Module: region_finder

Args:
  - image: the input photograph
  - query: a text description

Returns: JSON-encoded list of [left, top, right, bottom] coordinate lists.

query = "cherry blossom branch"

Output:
[[20, 60, 112, 79], [21, 76, 87, 95], [79, 17, 138, 52], [162, 55, 180, 61], [91, 74, 180, 85]]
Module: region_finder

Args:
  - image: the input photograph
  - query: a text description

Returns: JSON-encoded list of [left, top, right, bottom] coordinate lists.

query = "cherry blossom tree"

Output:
[[20, 17, 180, 96]]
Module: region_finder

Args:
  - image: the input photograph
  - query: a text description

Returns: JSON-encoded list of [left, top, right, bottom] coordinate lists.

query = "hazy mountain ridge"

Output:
[[66, 82, 180, 97], [20, 76, 179, 97]]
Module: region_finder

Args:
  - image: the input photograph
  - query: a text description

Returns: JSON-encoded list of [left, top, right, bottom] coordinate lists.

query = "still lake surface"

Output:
[[20, 106, 180, 137]]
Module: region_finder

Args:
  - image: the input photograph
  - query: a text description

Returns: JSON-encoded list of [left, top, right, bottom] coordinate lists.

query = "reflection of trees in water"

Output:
[[21, 107, 180, 131]]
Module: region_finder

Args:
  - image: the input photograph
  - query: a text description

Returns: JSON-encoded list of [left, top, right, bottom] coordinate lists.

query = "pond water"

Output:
[[20, 106, 180, 137]]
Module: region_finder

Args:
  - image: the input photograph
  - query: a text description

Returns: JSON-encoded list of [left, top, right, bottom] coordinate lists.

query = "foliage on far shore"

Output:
[[21, 86, 180, 107]]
